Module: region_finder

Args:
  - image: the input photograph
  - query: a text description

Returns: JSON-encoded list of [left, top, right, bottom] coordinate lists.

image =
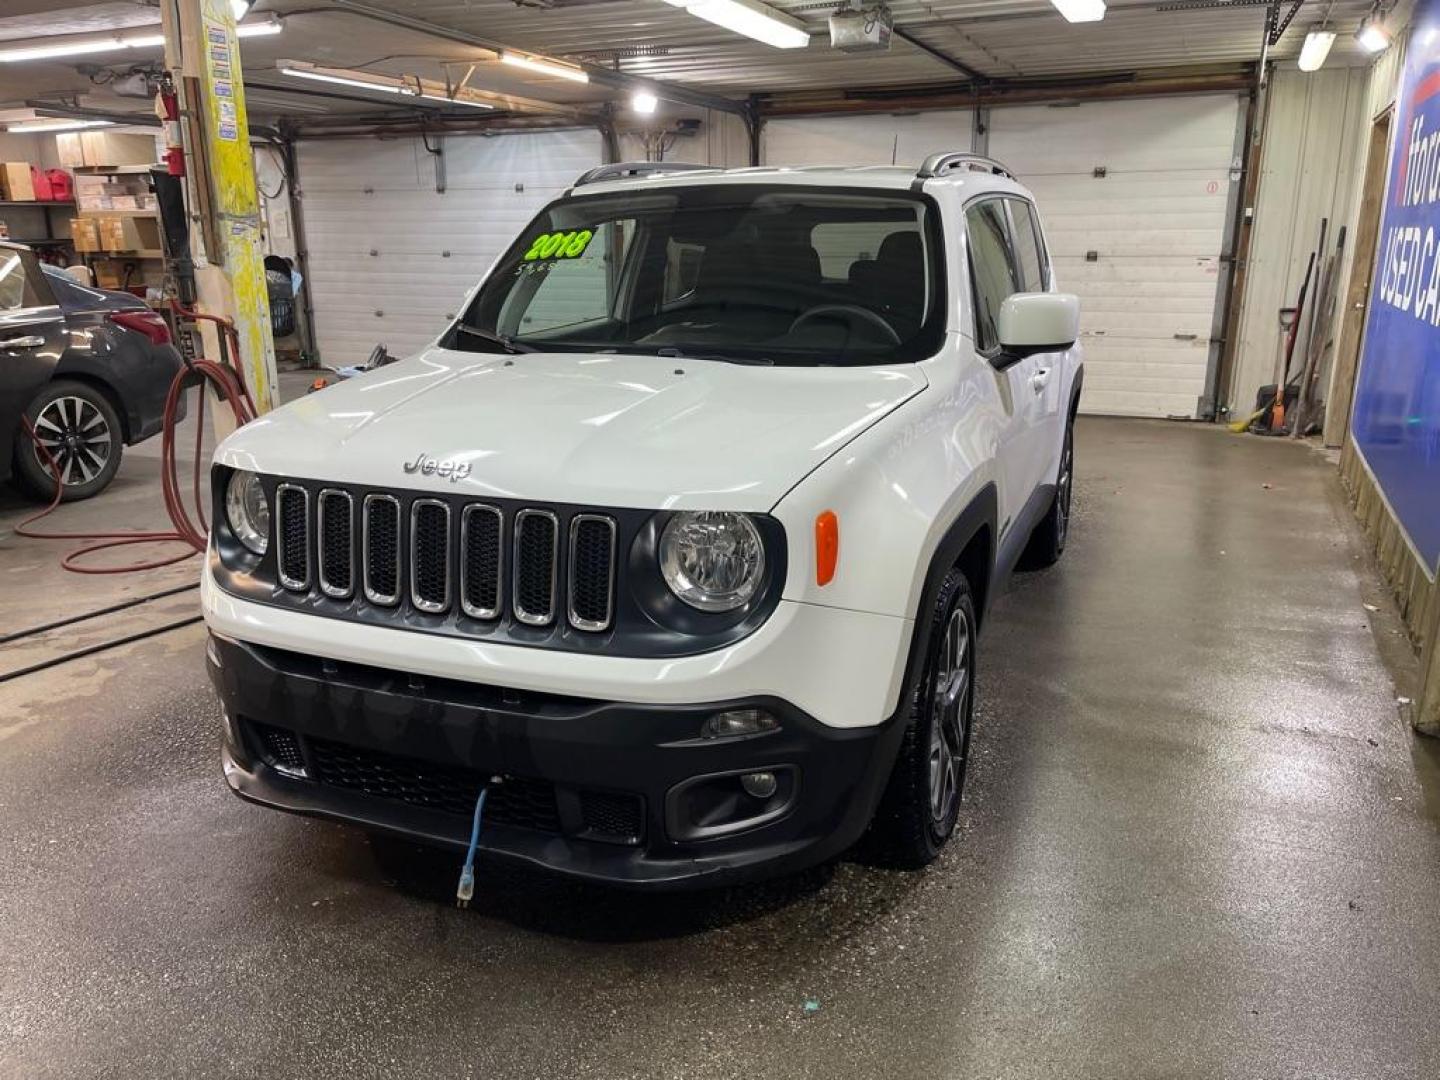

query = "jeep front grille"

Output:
[[363, 494, 401, 606], [513, 509, 558, 626], [410, 499, 451, 613], [276, 484, 310, 591], [317, 489, 353, 599], [269, 481, 618, 634], [461, 504, 503, 620]]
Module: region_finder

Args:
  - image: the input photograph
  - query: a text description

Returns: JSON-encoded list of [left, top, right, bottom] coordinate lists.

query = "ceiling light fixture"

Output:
[[1355, 15, 1391, 53], [276, 60, 495, 108], [6, 118, 115, 134], [664, 0, 810, 49], [236, 17, 283, 38], [232, 0, 254, 18], [1048, 0, 1106, 23], [1298, 27, 1336, 71], [0, 16, 279, 62], [500, 52, 590, 83], [631, 90, 659, 114]]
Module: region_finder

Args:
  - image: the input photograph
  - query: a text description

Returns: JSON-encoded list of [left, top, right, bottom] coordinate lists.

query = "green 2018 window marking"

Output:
[[523, 229, 595, 261]]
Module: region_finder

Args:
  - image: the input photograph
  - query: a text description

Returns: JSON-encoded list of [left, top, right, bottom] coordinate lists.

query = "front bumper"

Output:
[[207, 635, 907, 889]]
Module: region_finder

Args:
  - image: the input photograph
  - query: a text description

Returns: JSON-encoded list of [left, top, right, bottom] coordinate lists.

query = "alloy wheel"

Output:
[[1056, 428, 1073, 545], [31, 395, 113, 487], [928, 604, 972, 823]]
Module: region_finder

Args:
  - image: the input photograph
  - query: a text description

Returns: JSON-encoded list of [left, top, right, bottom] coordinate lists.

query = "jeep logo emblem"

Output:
[[403, 452, 472, 482]]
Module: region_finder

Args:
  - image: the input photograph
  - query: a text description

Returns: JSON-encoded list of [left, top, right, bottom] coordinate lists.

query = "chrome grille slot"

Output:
[[363, 494, 401, 606], [410, 499, 451, 613], [275, 483, 310, 591], [317, 489, 354, 599], [513, 509, 558, 626], [461, 504, 503, 620], [568, 514, 616, 632]]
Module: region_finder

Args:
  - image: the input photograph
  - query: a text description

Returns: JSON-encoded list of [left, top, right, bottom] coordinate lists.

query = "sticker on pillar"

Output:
[[207, 24, 227, 45], [215, 80, 233, 99], [219, 121, 237, 142]]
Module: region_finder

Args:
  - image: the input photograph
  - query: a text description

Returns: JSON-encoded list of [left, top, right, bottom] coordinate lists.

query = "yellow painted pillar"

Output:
[[161, 0, 278, 424]]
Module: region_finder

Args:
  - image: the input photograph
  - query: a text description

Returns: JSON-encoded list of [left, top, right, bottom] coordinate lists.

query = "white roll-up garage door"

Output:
[[297, 129, 602, 365], [989, 96, 1241, 417], [763, 96, 1241, 417]]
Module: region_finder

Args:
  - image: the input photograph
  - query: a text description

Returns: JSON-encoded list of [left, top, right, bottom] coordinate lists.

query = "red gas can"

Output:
[[43, 169, 74, 202]]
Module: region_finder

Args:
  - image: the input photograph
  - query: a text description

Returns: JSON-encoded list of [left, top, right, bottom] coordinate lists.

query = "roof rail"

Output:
[[572, 161, 717, 187], [916, 152, 1014, 181]]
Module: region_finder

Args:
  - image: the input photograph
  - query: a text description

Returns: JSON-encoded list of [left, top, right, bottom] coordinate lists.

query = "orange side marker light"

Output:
[[815, 511, 839, 586]]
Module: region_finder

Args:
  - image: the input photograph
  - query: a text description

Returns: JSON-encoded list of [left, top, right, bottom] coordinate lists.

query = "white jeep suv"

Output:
[[203, 153, 1082, 888]]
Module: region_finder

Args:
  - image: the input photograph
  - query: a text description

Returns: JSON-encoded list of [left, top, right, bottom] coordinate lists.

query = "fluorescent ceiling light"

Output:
[[277, 61, 495, 108], [665, 0, 810, 49], [632, 90, 659, 114], [419, 92, 495, 110], [500, 52, 589, 83], [236, 18, 283, 38], [1356, 17, 1391, 53], [6, 119, 114, 134], [1049, 0, 1106, 23], [1298, 28, 1336, 71], [0, 17, 278, 62]]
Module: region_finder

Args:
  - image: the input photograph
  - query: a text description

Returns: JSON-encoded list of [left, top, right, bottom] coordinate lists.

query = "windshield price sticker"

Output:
[[523, 229, 594, 261]]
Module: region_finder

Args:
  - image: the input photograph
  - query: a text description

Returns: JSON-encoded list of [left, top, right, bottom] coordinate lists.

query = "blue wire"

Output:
[[455, 785, 488, 907]]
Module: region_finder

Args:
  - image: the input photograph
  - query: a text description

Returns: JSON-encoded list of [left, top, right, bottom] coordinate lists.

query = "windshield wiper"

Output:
[[454, 325, 537, 353], [654, 346, 774, 366]]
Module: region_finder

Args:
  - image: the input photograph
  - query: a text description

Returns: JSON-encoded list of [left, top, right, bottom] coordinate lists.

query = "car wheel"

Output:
[[11, 380, 124, 503], [864, 567, 976, 869], [1019, 414, 1074, 569]]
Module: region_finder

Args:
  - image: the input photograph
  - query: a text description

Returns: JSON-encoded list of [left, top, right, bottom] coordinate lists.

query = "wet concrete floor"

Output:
[[2, 417, 1438, 1079]]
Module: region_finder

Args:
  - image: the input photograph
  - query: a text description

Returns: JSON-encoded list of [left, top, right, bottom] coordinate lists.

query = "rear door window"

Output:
[[1007, 199, 1048, 292], [964, 199, 1020, 353]]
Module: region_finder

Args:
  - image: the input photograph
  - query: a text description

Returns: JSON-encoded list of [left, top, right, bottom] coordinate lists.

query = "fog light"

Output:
[[700, 708, 778, 739], [740, 771, 778, 799]]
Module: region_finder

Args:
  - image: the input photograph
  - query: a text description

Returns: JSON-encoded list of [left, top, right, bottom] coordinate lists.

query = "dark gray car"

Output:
[[1, 244, 184, 501]]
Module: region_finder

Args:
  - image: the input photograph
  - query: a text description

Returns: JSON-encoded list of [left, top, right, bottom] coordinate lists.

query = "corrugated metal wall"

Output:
[[1229, 66, 1371, 417]]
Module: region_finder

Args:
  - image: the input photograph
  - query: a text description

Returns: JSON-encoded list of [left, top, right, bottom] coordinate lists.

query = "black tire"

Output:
[[11, 380, 124, 503], [864, 568, 977, 870], [1019, 414, 1074, 570]]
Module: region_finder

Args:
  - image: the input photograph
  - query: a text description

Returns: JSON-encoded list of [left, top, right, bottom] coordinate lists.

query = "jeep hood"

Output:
[[215, 348, 927, 511]]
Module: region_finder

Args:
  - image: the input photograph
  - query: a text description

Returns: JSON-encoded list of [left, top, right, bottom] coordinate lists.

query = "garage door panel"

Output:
[[298, 130, 601, 364], [299, 140, 424, 193], [990, 94, 1239, 416], [1046, 227, 1229, 258], [990, 97, 1240, 174]]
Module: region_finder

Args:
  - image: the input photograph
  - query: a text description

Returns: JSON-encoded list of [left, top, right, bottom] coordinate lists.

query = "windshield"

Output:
[[448, 184, 944, 366]]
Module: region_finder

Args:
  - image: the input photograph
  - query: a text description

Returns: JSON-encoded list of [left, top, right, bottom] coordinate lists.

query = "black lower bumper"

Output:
[[207, 635, 904, 889]]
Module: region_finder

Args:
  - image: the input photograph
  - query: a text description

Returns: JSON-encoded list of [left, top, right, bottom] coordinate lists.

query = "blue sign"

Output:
[[1354, 4, 1440, 573]]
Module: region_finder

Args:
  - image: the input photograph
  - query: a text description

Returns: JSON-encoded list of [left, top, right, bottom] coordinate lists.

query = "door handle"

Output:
[[1030, 367, 1051, 393], [0, 335, 45, 349]]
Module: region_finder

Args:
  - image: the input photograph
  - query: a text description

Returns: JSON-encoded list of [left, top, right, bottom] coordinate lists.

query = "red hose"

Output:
[[16, 310, 258, 574]]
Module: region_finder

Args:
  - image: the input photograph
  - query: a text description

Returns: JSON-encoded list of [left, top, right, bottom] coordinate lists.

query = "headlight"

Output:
[[659, 511, 765, 612], [225, 470, 269, 556]]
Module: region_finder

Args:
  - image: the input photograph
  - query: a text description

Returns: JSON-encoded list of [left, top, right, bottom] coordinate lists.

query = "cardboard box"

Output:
[[70, 217, 100, 253], [79, 131, 157, 168], [0, 162, 35, 201], [90, 213, 160, 253], [93, 261, 123, 289], [56, 133, 84, 168]]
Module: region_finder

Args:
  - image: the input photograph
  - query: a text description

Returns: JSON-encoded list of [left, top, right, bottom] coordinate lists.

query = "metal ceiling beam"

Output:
[[755, 67, 1257, 117], [891, 26, 991, 84], [323, 0, 748, 117]]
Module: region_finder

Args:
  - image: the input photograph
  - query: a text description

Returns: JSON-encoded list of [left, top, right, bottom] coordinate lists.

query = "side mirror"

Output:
[[992, 292, 1080, 370]]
